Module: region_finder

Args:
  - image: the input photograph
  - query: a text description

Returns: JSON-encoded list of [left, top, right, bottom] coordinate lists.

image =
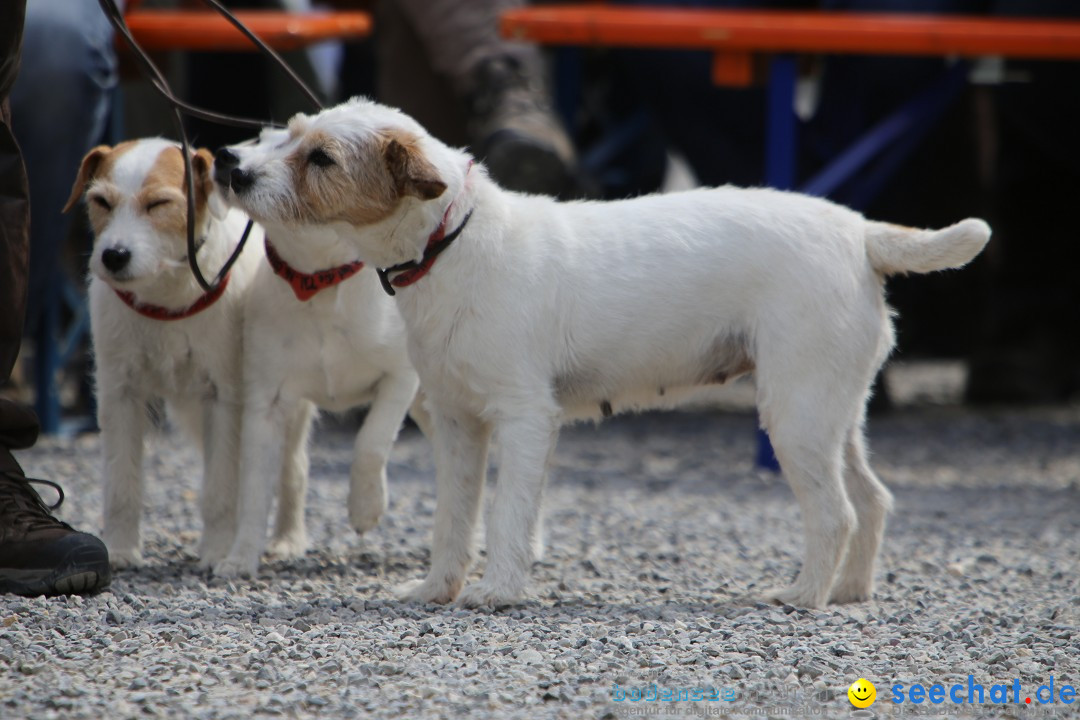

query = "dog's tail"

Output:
[[865, 218, 991, 275]]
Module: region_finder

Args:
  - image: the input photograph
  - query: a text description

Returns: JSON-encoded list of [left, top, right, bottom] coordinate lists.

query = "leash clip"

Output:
[[377, 268, 398, 296]]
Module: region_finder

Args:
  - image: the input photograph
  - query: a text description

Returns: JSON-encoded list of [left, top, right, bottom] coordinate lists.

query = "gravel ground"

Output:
[[2, 363, 1078, 719]]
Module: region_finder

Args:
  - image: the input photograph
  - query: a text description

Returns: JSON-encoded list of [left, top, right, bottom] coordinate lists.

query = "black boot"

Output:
[[0, 458, 111, 597], [464, 55, 576, 197]]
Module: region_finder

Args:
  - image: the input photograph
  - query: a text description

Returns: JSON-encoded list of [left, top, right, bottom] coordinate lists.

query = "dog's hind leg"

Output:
[[457, 408, 559, 608], [530, 437, 560, 563], [764, 424, 853, 608], [829, 422, 893, 604], [755, 355, 861, 609], [267, 400, 316, 560], [407, 390, 433, 440], [396, 407, 491, 604], [99, 391, 148, 568], [348, 371, 420, 535]]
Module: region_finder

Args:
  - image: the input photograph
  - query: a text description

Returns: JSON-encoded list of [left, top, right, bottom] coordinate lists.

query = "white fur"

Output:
[[226, 98, 991, 608], [84, 139, 261, 569], [212, 128, 428, 578]]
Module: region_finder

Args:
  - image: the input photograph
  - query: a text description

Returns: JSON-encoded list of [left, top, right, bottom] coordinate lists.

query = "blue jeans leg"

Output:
[[10, 0, 117, 430], [11, 0, 118, 334]]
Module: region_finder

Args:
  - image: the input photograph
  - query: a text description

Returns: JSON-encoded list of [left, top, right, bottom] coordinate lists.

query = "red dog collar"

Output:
[[264, 238, 365, 301], [113, 273, 231, 321]]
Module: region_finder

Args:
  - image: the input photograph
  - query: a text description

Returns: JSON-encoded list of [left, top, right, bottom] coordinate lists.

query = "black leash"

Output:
[[97, 0, 324, 292]]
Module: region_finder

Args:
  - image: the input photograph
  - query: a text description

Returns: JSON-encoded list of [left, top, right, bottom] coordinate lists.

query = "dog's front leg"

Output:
[[214, 399, 290, 578], [267, 401, 316, 560], [456, 412, 559, 608], [197, 396, 242, 568], [99, 390, 148, 568], [348, 371, 420, 535], [395, 407, 491, 604]]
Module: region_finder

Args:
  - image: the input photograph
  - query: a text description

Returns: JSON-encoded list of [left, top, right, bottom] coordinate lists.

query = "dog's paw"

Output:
[[762, 583, 827, 610], [455, 580, 524, 609], [348, 477, 386, 536], [828, 581, 873, 605], [197, 538, 232, 570], [348, 460, 387, 535], [394, 576, 461, 605], [213, 554, 258, 579], [348, 501, 383, 536], [266, 532, 309, 561], [109, 547, 143, 570]]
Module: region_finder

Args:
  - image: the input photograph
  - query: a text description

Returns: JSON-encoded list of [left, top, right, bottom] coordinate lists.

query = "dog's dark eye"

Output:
[[91, 196, 112, 212], [307, 148, 335, 168], [146, 198, 170, 211]]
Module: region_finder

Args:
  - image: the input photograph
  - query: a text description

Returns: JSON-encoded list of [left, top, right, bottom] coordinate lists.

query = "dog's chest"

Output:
[[122, 318, 230, 401], [263, 285, 397, 410]]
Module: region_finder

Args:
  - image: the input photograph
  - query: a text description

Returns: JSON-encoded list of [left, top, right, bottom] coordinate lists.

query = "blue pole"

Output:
[[755, 56, 798, 472]]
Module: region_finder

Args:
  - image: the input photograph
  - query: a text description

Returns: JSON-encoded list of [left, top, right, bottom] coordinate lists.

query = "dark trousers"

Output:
[[0, 0, 39, 474]]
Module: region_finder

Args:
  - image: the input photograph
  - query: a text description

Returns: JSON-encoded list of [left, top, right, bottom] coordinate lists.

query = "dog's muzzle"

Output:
[[213, 147, 254, 193]]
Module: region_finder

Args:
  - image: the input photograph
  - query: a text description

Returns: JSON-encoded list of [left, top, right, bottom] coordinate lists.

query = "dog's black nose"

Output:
[[214, 147, 239, 170], [213, 148, 239, 188], [101, 247, 131, 273], [230, 167, 255, 193]]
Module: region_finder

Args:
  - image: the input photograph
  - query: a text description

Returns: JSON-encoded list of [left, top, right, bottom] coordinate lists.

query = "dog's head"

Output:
[[214, 98, 467, 268], [65, 139, 224, 289]]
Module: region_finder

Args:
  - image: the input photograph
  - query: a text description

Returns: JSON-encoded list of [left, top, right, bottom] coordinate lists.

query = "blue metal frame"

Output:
[[756, 56, 798, 472], [802, 62, 968, 206]]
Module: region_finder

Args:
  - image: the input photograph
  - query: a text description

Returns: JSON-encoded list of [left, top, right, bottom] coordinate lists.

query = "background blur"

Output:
[[5, 0, 1079, 434]]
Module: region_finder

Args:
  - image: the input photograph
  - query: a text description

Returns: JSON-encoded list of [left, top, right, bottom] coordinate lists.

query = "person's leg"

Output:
[[0, 1, 29, 401], [12, 0, 119, 341], [375, 0, 470, 149], [0, 0, 110, 596], [390, 0, 577, 196]]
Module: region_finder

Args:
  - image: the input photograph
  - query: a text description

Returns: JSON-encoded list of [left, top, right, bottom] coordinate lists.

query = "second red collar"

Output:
[[264, 238, 365, 301]]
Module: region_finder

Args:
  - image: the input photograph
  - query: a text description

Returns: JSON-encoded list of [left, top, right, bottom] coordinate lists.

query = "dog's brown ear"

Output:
[[190, 148, 216, 202], [191, 147, 228, 220], [64, 145, 111, 213], [384, 137, 447, 201]]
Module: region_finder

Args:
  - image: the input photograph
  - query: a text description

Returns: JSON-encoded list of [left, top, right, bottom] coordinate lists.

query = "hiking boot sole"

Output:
[[0, 543, 111, 597]]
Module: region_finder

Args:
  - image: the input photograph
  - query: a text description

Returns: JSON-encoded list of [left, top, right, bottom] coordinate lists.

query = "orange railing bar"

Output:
[[502, 6, 1080, 60], [123, 9, 372, 52]]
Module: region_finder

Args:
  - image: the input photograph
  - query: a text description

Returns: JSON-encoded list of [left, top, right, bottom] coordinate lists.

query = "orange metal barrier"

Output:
[[502, 6, 1080, 86], [123, 3, 371, 52]]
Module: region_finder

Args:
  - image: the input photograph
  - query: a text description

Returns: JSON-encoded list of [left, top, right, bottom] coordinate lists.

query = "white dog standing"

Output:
[[66, 139, 261, 568], [211, 134, 426, 578], [220, 98, 990, 608]]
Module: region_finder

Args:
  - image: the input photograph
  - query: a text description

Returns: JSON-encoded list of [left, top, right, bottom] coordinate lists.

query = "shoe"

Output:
[[0, 468, 111, 596], [464, 55, 576, 197]]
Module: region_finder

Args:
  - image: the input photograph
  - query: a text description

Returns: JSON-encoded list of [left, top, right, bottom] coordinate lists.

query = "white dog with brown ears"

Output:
[[66, 138, 262, 568], [219, 98, 990, 609], [211, 130, 428, 579]]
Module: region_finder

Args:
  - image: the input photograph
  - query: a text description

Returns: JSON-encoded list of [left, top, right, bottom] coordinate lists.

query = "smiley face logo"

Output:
[[848, 678, 876, 708]]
